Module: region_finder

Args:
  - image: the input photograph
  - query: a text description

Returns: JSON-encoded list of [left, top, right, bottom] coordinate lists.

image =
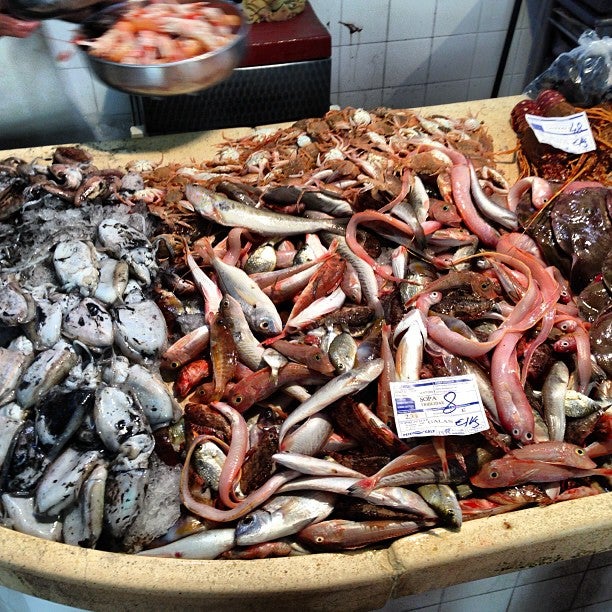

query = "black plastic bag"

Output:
[[524, 30, 611, 107]]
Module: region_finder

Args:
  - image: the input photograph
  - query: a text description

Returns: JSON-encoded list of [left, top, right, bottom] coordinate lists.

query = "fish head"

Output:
[[252, 307, 283, 337], [469, 458, 516, 488], [511, 424, 535, 446], [235, 509, 276, 546], [185, 185, 221, 221]]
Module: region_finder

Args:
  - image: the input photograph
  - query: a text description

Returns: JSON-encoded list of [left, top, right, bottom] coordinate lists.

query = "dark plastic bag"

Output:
[[524, 30, 611, 107]]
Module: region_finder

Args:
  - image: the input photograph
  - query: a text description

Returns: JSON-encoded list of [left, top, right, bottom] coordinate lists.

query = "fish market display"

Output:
[[0, 102, 610, 559]]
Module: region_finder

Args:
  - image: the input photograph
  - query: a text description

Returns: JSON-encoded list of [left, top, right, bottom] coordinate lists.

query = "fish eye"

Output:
[[336, 364, 345, 371], [525, 432, 533, 440], [260, 321, 270, 330], [576, 448, 585, 455], [442, 205, 450, 211], [241, 515, 255, 525], [314, 354, 321, 360], [512, 428, 520, 437], [221, 298, 230, 308], [315, 536, 324, 543], [489, 471, 499, 479], [171, 361, 181, 369], [233, 395, 243, 404], [481, 282, 490, 290]]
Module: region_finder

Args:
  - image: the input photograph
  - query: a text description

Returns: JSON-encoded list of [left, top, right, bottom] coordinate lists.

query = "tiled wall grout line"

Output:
[[423, 0, 439, 88], [380, 0, 391, 95], [568, 568, 589, 610]]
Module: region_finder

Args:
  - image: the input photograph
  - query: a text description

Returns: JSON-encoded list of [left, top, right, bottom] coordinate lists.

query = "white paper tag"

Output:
[[391, 375, 489, 438], [525, 111, 596, 155]]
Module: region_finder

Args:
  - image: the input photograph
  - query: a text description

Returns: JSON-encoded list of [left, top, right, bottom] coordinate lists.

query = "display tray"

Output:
[[1, 96, 610, 611]]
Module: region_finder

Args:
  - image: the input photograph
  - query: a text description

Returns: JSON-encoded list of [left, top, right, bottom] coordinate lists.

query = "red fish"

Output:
[[174, 359, 210, 398], [471, 457, 612, 488], [507, 441, 596, 470]]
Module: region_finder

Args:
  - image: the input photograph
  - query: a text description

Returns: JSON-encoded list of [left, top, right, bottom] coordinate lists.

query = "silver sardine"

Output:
[[186, 185, 346, 237]]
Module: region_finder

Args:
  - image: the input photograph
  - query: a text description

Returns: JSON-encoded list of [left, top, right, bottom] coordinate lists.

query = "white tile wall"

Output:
[[433, 0, 482, 36], [313, 0, 541, 108], [375, 552, 612, 612], [388, 0, 435, 41]]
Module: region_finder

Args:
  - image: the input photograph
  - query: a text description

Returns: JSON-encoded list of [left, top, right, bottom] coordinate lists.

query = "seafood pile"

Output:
[[80, 2, 242, 64], [511, 89, 611, 183], [0, 104, 611, 559]]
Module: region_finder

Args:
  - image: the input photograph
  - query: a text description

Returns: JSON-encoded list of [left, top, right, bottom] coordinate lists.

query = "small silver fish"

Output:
[[417, 484, 462, 528], [207, 244, 282, 337], [193, 440, 226, 493], [279, 358, 385, 440], [542, 361, 569, 442], [243, 243, 277, 275], [138, 528, 236, 559], [235, 491, 336, 546], [187, 185, 346, 237], [394, 309, 426, 382], [468, 161, 518, 230], [564, 389, 609, 418], [328, 332, 357, 373]]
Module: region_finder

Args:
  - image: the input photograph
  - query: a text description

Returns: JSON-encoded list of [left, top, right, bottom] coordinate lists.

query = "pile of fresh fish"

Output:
[[0, 105, 610, 560]]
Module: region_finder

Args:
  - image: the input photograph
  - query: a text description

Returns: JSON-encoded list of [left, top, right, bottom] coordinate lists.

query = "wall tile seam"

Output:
[[587, 556, 612, 570], [330, 31, 516, 51], [475, 0, 483, 31], [339, 88, 390, 94], [572, 588, 612, 608], [514, 569, 590, 587], [330, 36, 436, 50], [423, 77, 472, 85], [475, 27, 520, 37], [381, 0, 391, 91]]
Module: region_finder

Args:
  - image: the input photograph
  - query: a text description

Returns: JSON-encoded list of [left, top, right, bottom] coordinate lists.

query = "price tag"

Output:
[[525, 111, 596, 155], [391, 375, 489, 438]]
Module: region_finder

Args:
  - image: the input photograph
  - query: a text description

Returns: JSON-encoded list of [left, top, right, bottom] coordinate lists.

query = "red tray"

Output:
[[240, 2, 331, 68]]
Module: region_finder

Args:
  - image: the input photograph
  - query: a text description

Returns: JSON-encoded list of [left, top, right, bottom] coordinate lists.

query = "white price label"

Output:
[[525, 111, 596, 155], [391, 375, 489, 438]]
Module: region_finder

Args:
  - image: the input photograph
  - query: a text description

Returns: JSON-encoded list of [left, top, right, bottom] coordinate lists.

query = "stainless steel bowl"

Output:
[[77, 1, 249, 97]]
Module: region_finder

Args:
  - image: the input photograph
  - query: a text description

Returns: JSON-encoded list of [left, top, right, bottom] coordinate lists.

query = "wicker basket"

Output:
[[242, 0, 306, 23]]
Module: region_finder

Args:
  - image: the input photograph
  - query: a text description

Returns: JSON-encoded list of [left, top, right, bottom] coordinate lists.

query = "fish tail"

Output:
[[200, 236, 216, 261]]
